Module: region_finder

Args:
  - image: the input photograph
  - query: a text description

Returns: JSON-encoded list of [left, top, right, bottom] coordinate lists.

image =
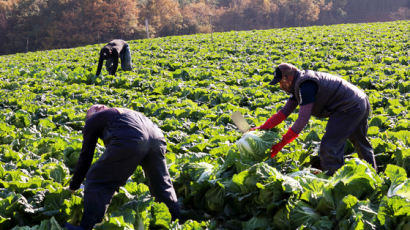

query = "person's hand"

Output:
[[249, 126, 259, 131], [270, 142, 285, 158], [310, 168, 322, 175], [65, 187, 76, 194], [270, 128, 299, 158]]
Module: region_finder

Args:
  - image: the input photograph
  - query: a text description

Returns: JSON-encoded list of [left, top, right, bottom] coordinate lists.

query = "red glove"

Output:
[[270, 128, 298, 158], [252, 111, 286, 131]]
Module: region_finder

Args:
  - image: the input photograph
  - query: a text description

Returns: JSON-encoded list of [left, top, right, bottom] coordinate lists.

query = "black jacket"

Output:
[[69, 108, 164, 190], [95, 39, 128, 76]]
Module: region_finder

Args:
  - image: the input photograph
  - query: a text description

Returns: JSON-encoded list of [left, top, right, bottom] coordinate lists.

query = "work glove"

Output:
[[250, 111, 286, 131], [270, 128, 298, 158]]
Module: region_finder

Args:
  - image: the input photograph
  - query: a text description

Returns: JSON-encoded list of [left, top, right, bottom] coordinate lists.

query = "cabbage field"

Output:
[[0, 20, 409, 230]]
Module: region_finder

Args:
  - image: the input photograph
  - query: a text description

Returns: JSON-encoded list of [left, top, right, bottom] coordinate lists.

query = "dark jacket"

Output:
[[96, 39, 128, 76], [69, 108, 164, 190]]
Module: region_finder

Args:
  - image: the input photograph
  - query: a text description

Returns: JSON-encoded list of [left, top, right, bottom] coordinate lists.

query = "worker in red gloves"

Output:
[[251, 63, 377, 175]]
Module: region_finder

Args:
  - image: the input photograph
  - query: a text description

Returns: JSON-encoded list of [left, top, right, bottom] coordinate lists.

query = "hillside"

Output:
[[1, 0, 408, 54], [0, 20, 409, 229]]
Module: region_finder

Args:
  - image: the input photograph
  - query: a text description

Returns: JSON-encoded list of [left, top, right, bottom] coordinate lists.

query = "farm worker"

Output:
[[95, 39, 132, 76], [251, 63, 377, 175], [65, 105, 180, 230]]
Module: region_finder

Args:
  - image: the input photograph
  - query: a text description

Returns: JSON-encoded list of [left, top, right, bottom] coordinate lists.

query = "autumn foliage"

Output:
[[0, 0, 408, 55]]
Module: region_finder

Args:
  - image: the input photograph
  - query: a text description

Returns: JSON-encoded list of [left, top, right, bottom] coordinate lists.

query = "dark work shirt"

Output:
[[299, 81, 318, 105], [281, 81, 318, 115], [280, 81, 318, 134], [69, 108, 119, 190]]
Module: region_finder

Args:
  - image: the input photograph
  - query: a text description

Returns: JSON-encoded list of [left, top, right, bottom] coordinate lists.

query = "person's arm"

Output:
[[270, 81, 317, 157], [68, 110, 115, 190], [69, 121, 99, 190], [252, 98, 297, 130], [290, 103, 313, 133], [96, 49, 106, 76], [280, 96, 298, 117], [290, 80, 317, 133]]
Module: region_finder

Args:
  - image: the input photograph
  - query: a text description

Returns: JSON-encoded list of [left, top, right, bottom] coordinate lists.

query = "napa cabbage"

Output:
[[236, 130, 281, 161]]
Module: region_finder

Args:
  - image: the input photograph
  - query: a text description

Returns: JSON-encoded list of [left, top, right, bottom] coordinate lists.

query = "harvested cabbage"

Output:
[[236, 130, 281, 161]]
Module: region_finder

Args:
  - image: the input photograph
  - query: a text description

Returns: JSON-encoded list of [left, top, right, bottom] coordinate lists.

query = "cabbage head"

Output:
[[236, 130, 281, 161]]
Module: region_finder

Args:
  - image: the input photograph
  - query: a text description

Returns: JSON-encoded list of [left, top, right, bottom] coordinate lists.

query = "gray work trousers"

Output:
[[80, 139, 179, 230], [120, 44, 133, 71], [319, 97, 377, 175]]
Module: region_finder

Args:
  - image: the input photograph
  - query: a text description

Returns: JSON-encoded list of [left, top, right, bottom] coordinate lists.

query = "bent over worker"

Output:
[[65, 105, 180, 230], [96, 39, 132, 76], [252, 63, 377, 175]]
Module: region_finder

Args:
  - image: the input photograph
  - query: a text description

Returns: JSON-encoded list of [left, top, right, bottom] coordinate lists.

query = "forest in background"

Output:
[[0, 0, 408, 55]]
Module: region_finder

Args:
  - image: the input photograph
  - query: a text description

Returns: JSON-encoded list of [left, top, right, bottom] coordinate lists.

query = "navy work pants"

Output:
[[319, 97, 377, 175], [79, 139, 179, 230]]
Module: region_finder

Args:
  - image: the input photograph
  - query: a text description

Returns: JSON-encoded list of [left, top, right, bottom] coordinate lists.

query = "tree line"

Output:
[[0, 0, 408, 55]]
